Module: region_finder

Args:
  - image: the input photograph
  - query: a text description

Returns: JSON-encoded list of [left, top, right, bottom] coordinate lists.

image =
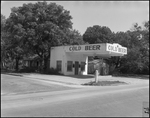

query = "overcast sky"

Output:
[[1, 1, 149, 35]]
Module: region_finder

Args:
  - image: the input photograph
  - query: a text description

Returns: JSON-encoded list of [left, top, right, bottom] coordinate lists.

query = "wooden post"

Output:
[[95, 69, 99, 83]]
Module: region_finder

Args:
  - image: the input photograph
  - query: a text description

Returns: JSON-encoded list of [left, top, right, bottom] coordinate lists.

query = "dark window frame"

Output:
[[81, 62, 85, 71], [56, 60, 62, 72], [67, 61, 73, 72]]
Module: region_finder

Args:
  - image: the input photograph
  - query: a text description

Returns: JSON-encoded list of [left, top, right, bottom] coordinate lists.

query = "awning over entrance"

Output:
[[64, 43, 127, 57]]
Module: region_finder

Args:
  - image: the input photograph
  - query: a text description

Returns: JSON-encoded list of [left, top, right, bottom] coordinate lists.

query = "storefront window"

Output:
[[81, 62, 85, 71], [56, 60, 62, 71], [67, 61, 73, 71]]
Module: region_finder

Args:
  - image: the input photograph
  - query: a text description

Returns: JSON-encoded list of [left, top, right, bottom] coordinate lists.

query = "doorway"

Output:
[[74, 61, 79, 75]]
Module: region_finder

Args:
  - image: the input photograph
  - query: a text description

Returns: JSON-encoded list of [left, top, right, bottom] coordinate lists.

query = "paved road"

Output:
[[2, 82, 149, 117]]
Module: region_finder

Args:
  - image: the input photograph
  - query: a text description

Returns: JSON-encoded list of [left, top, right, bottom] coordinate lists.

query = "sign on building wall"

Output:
[[106, 43, 127, 54], [65, 44, 106, 53], [65, 44, 102, 52], [65, 43, 127, 55]]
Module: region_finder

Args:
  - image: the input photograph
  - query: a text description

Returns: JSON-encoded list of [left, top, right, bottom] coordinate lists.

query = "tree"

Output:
[[116, 21, 149, 74], [5, 2, 74, 71], [65, 29, 85, 45], [83, 25, 114, 44], [1, 14, 16, 70], [130, 23, 142, 32], [1, 14, 7, 69], [138, 21, 149, 74]]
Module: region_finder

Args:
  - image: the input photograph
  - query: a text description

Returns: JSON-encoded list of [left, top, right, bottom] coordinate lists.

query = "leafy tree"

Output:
[[130, 23, 142, 32], [83, 25, 114, 44], [5, 2, 74, 71], [115, 21, 149, 74], [1, 14, 6, 30], [137, 21, 149, 74], [1, 14, 16, 70], [1, 14, 7, 69], [65, 29, 85, 45], [2, 12, 32, 71]]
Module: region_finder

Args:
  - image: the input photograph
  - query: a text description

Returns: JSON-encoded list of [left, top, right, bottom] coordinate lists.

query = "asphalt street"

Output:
[[1, 74, 149, 117]]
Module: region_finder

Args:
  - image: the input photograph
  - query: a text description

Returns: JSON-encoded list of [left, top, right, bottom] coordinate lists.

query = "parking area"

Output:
[[1, 74, 78, 95]]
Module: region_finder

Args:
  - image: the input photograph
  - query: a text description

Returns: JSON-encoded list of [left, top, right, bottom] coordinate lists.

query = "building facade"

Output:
[[50, 43, 127, 75]]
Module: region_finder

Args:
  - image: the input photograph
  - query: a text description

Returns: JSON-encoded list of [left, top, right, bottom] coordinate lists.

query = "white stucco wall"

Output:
[[64, 53, 88, 75], [50, 43, 127, 75], [50, 46, 66, 74], [50, 46, 88, 75]]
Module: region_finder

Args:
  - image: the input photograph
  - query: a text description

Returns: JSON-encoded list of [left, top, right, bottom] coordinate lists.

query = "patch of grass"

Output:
[[82, 81, 127, 86], [1, 77, 75, 95], [112, 74, 149, 79]]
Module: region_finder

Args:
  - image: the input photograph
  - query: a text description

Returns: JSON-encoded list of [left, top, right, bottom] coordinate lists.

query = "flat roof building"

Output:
[[50, 43, 127, 75]]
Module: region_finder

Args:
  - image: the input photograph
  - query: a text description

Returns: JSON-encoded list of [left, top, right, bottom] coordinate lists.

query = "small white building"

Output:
[[50, 43, 127, 75]]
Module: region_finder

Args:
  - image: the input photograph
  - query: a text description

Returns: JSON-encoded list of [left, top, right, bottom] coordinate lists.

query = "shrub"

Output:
[[42, 68, 62, 75], [18, 66, 37, 73]]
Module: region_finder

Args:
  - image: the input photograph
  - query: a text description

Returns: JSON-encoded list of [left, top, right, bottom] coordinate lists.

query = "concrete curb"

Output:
[[2, 73, 23, 77]]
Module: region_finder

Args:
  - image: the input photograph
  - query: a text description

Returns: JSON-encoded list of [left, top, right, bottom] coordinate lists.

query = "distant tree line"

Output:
[[1, 1, 149, 75]]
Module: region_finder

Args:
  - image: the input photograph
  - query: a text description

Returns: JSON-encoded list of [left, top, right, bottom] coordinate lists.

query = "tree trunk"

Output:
[[43, 57, 49, 71], [15, 57, 19, 72]]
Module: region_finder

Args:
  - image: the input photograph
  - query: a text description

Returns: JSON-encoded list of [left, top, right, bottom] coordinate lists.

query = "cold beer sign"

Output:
[[106, 43, 127, 54], [67, 44, 101, 52], [65, 43, 127, 55]]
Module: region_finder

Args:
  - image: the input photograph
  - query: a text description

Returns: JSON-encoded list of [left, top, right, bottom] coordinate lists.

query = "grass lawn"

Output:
[[1, 74, 76, 95], [112, 74, 149, 79], [82, 80, 127, 86]]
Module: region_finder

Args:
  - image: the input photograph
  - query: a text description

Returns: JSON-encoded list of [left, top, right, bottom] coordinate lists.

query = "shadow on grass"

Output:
[[36, 73, 95, 79], [82, 80, 127, 86], [65, 75, 94, 79], [1, 70, 31, 76], [112, 74, 149, 80]]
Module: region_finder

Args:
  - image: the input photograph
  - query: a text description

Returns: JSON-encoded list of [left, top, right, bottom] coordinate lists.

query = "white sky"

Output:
[[1, 1, 149, 35]]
